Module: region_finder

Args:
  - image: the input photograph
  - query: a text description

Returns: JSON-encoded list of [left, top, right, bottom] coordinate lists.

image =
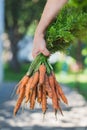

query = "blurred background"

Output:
[[0, 0, 87, 130]]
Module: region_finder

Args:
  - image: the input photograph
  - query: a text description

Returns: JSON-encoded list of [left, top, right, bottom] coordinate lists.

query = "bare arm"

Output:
[[32, 0, 67, 58]]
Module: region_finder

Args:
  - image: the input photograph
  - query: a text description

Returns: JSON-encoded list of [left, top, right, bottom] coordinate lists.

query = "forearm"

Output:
[[33, 0, 67, 57], [35, 0, 67, 36]]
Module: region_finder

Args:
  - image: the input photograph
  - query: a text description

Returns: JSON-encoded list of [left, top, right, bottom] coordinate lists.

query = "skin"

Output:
[[32, 0, 67, 58]]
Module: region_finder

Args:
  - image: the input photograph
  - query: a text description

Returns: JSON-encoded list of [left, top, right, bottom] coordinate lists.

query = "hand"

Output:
[[32, 34, 50, 58]]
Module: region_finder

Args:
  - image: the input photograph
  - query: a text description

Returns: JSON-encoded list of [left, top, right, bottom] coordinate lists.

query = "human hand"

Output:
[[32, 33, 50, 58]]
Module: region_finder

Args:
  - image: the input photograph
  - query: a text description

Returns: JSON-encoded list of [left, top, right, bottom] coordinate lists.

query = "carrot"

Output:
[[42, 84, 47, 114], [30, 87, 36, 110], [25, 76, 33, 103], [48, 74, 58, 110], [52, 73, 68, 104], [45, 74, 52, 98], [52, 73, 60, 101], [16, 85, 21, 95], [35, 86, 38, 99], [37, 84, 42, 104], [30, 71, 39, 89], [55, 81, 68, 104], [16, 75, 29, 94], [21, 75, 29, 86], [16, 83, 25, 95], [55, 96, 63, 115], [51, 73, 66, 112], [14, 87, 25, 115], [55, 87, 60, 101], [39, 64, 46, 85], [18, 75, 29, 87]]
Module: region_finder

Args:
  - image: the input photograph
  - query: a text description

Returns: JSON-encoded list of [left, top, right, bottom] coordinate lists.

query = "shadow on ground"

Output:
[[0, 82, 87, 130]]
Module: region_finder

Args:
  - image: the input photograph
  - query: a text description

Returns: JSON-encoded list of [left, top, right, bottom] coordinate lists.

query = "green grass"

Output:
[[56, 73, 87, 100], [4, 63, 30, 82]]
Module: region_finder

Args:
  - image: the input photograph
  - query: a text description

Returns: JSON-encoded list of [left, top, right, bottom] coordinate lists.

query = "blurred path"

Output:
[[0, 82, 87, 130]]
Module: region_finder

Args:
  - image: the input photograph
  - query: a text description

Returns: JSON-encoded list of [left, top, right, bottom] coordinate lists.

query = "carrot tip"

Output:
[[25, 100, 28, 103], [60, 110, 64, 116], [64, 100, 68, 105], [66, 102, 68, 105], [43, 112, 46, 122], [13, 111, 16, 116], [55, 114, 58, 121]]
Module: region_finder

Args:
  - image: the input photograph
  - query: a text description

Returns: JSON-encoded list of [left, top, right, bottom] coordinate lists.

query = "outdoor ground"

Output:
[[0, 82, 87, 130]]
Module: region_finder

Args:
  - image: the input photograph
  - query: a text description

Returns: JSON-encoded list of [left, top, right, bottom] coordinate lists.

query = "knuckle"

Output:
[[40, 48, 45, 52]]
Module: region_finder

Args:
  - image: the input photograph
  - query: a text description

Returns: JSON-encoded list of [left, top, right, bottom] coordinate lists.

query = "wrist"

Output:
[[34, 30, 45, 39], [34, 23, 46, 38]]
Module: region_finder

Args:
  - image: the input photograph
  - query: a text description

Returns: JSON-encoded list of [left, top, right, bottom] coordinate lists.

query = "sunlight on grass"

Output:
[[56, 73, 87, 99], [56, 73, 87, 83]]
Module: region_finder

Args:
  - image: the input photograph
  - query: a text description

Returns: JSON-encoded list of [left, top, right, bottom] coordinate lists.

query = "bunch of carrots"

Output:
[[13, 54, 68, 118]]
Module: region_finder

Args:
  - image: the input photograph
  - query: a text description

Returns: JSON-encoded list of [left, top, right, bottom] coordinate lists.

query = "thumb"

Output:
[[41, 48, 50, 57]]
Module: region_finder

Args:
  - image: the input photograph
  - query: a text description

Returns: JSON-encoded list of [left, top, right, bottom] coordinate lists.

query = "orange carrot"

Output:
[[21, 75, 29, 86], [14, 87, 25, 115], [16, 85, 21, 95], [30, 71, 39, 89], [42, 84, 47, 114], [37, 84, 42, 104], [45, 74, 52, 98], [52, 73, 60, 101], [49, 73, 64, 116], [16, 75, 29, 94], [25, 76, 33, 103], [30, 88, 36, 110], [58, 103, 63, 116], [48, 74, 58, 110], [52, 73, 68, 104], [39, 64, 46, 85], [55, 82, 68, 104]]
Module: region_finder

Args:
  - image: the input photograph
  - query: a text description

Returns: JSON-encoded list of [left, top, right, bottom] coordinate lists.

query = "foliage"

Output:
[[46, 3, 87, 53], [69, 0, 87, 8], [5, 0, 46, 35]]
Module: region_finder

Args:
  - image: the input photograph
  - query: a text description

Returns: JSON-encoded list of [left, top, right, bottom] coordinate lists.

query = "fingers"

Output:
[[40, 48, 50, 57], [32, 48, 50, 59], [32, 37, 50, 58], [32, 50, 40, 59]]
